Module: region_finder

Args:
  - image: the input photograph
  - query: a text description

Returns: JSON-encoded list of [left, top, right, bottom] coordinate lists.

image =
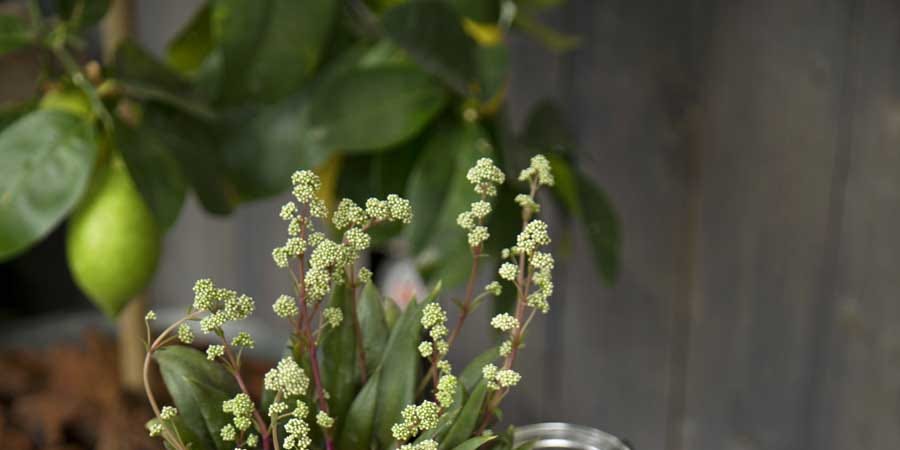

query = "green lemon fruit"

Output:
[[66, 158, 161, 317]]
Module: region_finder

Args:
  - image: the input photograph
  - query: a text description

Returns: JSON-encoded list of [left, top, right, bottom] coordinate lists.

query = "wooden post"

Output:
[[101, 0, 144, 394]]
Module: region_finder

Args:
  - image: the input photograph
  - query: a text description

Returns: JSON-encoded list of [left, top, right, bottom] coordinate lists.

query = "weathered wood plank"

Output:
[[682, 1, 854, 449]]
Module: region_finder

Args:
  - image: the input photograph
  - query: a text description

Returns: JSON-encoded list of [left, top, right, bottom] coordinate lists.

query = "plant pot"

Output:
[[514, 423, 632, 450]]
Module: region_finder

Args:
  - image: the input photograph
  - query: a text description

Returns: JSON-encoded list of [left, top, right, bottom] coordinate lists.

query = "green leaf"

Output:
[[114, 40, 191, 93], [452, 435, 498, 450], [0, 100, 35, 130], [520, 101, 575, 156], [514, 12, 580, 53], [114, 119, 187, 229], [373, 284, 440, 446], [154, 346, 240, 450], [577, 173, 621, 285], [0, 14, 32, 55], [446, 0, 500, 22], [146, 415, 205, 449], [405, 122, 491, 287], [336, 370, 381, 450], [212, 0, 337, 103], [459, 346, 498, 392], [545, 153, 579, 215], [307, 66, 448, 152], [320, 283, 360, 425], [167, 3, 214, 77], [382, 1, 477, 94], [0, 110, 95, 260], [358, 282, 390, 372], [442, 379, 489, 449], [475, 44, 509, 103], [56, 0, 110, 29], [141, 105, 236, 214], [415, 404, 460, 443]]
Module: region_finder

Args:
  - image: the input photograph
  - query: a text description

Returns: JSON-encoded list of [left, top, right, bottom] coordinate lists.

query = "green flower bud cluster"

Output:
[[273, 294, 299, 318], [333, 195, 413, 230], [358, 267, 373, 284], [322, 306, 343, 328], [399, 439, 439, 450], [316, 410, 335, 428], [490, 313, 518, 332], [192, 279, 255, 334], [160, 405, 178, 420], [264, 357, 310, 398], [485, 281, 503, 297], [145, 310, 157, 321], [466, 157, 505, 197], [391, 400, 441, 441], [435, 374, 457, 408], [206, 344, 225, 361], [420, 303, 449, 357], [177, 323, 194, 344], [481, 364, 521, 391], [518, 154, 555, 187], [231, 331, 255, 349], [222, 393, 255, 435]]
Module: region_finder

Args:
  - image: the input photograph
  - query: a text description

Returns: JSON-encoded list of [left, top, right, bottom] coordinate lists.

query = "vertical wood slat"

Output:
[[683, 1, 855, 449]]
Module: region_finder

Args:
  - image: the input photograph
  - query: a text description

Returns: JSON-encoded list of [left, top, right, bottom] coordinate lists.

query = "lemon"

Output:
[[66, 158, 161, 317]]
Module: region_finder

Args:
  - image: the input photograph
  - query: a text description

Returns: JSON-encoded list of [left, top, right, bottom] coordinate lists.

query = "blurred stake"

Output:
[[101, 0, 145, 395]]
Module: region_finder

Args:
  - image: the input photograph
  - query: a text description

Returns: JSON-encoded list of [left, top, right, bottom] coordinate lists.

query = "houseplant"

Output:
[[143, 155, 556, 450]]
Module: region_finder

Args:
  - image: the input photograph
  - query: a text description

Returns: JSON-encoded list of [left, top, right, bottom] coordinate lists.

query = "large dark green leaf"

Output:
[[382, 1, 477, 95], [0, 110, 95, 260], [114, 40, 191, 93], [146, 415, 205, 450], [154, 346, 240, 450], [320, 283, 360, 425], [442, 379, 489, 449], [544, 153, 579, 215], [520, 101, 574, 157], [212, 0, 336, 103], [373, 284, 440, 446], [358, 282, 390, 372], [167, 3, 214, 77], [0, 14, 32, 55], [307, 66, 448, 152], [475, 44, 509, 104], [446, 0, 500, 22], [405, 122, 490, 286], [55, 0, 110, 29], [114, 119, 187, 229], [459, 346, 498, 392], [577, 173, 620, 284], [141, 105, 236, 214]]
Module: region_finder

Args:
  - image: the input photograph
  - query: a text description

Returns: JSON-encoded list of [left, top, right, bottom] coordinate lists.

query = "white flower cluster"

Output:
[[322, 306, 343, 328], [281, 401, 312, 450], [399, 439, 439, 450], [498, 220, 554, 314], [518, 154, 555, 187], [191, 279, 255, 334], [466, 157, 505, 197], [482, 364, 521, 391], [391, 400, 441, 441], [264, 357, 310, 398], [420, 303, 450, 357], [315, 410, 335, 429], [221, 393, 256, 441]]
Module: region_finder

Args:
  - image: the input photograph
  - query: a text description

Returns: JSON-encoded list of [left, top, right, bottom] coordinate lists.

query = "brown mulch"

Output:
[[0, 330, 271, 450]]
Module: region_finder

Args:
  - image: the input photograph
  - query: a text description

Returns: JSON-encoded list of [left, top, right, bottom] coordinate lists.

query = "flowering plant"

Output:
[[142, 155, 556, 450]]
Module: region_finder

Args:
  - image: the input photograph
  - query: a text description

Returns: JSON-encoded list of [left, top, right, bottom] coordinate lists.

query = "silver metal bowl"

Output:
[[513, 423, 632, 450]]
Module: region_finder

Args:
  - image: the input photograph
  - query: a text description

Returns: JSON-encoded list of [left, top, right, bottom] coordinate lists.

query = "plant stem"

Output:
[[348, 267, 368, 383], [221, 336, 269, 436]]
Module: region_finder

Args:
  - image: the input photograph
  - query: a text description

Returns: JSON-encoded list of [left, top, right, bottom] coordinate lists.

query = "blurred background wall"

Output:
[[4, 1, 900, 450]]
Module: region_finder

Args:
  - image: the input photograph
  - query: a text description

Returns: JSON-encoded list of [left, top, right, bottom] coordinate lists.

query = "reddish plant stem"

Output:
[[221, 337, 269, 436]]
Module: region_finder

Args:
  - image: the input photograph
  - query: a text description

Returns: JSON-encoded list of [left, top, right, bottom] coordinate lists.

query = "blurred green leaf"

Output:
[[145, 416, 205, 450], [447, 0, 500, 22], [212, 0, 337, 103], [167, 3, 214, 77], [514, 12, 580, 52], [442, 379, 489, 449], [358, 282, 390, 372], [451, 435, 497, 450], [0, 14, 32, 55], [55, 0, 110, 29], [521, 100, 574, 156], [0, 100, 35, 130], [373, 285, 438, 446], [0, 110, 95, 260], [141, 105, 236, 214], [114, 119, 187, 230], [321, 283, 361, 424], [383, 1, 477, 94], [405, 122, 491, 286], [459, 346, 498, 391], [544, 153, 578, 215], [475, 44, 509, 104], [516, 0, 566, 11], [155, 346, 240, 450], [577, 172, 620, 284], [308, 66, 448, 152], [114, 40, 191, 93]]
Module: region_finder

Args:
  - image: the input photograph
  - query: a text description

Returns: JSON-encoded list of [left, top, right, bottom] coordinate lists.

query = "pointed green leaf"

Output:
[[441, 379, 488, 449], [373, 284, 441, 446], [56, 0, 110, 29], [452, 435, 497, 450], [154, 346, 240, 450], [167, 3, 214, 77], [358, 282, 390, 372], [459, 347, 498, 392], [0, 110, 96, 260], [320, 283, 361, 424], [382, 1, 477, 94], [336, 370, 380, 450], [114, 40, 191, 93], [577, 173, 620, 284], [146, 415, 205, 449], [545, 153, 579, 215]]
